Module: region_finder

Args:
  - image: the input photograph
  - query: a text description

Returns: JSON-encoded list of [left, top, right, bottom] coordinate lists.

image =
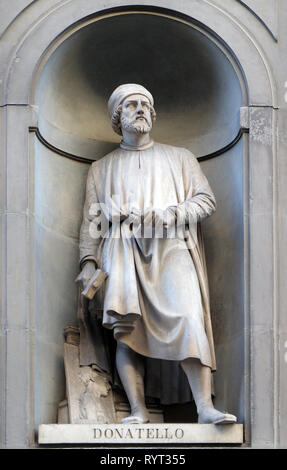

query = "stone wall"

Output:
[[0, 0, 286, 448]]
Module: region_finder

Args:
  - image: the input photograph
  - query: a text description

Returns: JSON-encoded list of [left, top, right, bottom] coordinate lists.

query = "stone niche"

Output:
[[33, 11, 244, 429]]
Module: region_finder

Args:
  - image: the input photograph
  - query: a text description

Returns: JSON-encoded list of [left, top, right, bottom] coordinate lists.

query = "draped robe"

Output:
[[79, 142, 217, 404]]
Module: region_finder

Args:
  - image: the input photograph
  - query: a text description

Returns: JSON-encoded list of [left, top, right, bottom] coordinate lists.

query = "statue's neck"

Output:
[[121, 130, 152, 150]]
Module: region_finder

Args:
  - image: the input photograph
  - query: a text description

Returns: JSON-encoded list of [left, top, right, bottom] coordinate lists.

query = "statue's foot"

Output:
[[121, 408, 150, 424], [198, 407, 237, 425]]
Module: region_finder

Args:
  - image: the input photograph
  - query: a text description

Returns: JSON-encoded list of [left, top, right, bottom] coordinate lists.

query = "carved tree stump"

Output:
[[62, 326, 116, 424]]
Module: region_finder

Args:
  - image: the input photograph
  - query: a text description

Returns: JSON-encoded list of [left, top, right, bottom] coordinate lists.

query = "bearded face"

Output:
[[120, 94, 153, 135]]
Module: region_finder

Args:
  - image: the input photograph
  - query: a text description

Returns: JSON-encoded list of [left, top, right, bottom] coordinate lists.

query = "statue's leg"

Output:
[[180, 358, 237, 424], [116, 341, 150, 424]]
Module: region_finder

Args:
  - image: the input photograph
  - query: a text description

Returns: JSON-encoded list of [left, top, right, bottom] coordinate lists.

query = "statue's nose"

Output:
[[136, 103, 144, 114]]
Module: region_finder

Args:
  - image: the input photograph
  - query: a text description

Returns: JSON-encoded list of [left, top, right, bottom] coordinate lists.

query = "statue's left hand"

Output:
[[76, 261, 97, 291]]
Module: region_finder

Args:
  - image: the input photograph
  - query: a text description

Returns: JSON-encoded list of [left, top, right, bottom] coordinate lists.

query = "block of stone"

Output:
[[57, 399, 69, 424], [38, 423, 244, 445], [63, 327, 116, 424], [64, 326, 81, 346], [80, 269, 107, 300]]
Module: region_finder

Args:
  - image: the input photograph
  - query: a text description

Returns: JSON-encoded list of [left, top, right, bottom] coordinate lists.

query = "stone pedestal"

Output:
[[38, 423, 243, 445]]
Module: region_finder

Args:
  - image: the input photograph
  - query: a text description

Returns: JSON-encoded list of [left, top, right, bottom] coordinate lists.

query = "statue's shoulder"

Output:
[[154, 142, 196, 160], [90, 147, 121, 171]]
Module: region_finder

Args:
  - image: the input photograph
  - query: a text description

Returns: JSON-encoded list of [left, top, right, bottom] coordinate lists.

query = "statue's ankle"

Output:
[[197, 402, 214, 415], [131, 405, 149, 418]]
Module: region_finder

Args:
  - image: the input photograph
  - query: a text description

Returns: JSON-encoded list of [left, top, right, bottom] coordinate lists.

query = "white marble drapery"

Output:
[[80, 142, 216, 372]]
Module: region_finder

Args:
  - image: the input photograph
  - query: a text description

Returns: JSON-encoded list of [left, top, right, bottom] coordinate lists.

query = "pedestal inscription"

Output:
[[38, 423, 243, 445]]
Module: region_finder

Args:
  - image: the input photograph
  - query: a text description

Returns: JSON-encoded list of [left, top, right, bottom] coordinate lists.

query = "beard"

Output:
[[121, 115, 152, 135]]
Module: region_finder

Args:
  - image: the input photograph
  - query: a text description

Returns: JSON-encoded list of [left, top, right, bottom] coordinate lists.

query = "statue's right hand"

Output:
[[76, 261, 96, 291]]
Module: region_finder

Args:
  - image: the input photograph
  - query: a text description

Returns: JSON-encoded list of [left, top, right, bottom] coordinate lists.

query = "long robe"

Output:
[[79, 142, 217, 404]]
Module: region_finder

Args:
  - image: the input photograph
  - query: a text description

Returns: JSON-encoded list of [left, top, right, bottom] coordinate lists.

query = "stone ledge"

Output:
[[38, 423, 243, 445]]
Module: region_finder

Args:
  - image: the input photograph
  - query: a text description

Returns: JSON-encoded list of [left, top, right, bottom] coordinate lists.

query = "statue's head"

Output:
[[108, 84, 156, 136]]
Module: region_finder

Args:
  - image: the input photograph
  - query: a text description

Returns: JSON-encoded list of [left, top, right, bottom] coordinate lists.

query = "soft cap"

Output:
[[108, 83, 154, 117]]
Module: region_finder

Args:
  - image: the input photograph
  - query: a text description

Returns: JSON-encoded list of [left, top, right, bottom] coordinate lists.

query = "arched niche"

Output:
[[33, 10, 246, 428], [35, 12, 243, 159]]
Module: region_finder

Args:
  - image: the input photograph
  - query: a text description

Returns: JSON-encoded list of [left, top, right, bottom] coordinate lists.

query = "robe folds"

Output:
[[79, 142, 217, 404]]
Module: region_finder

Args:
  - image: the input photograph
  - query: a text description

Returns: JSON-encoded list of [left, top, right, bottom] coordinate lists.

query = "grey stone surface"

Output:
[[33, 142, 90, 430], [248, 108, 275, 447], [211, 0, 278, 41], [4, 214, 32, 448], [236, 0, 278, 39], [38, 423, 243, 445], [0, 0, 286, 448], [6, 213, 28, 327], [276, 8, 287, 448], [0, 1, 33, 35], [0, 212, 4, 447], [202, 143, 244, 423], [5, 328, 31, 448], [34, 222, 80, 428], [6, 106, 30, 212]]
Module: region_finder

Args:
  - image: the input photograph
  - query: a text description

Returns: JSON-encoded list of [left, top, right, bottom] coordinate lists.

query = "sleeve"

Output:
[[169, 150, 216, 226], [79, 163, 102, 268]]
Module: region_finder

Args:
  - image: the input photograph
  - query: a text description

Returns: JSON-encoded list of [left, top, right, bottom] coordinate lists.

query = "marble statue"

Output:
[[77, 83, 237, 425]]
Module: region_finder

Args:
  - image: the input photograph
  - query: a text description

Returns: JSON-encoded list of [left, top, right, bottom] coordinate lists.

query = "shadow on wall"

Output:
[[36, 12, 243, 159]]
